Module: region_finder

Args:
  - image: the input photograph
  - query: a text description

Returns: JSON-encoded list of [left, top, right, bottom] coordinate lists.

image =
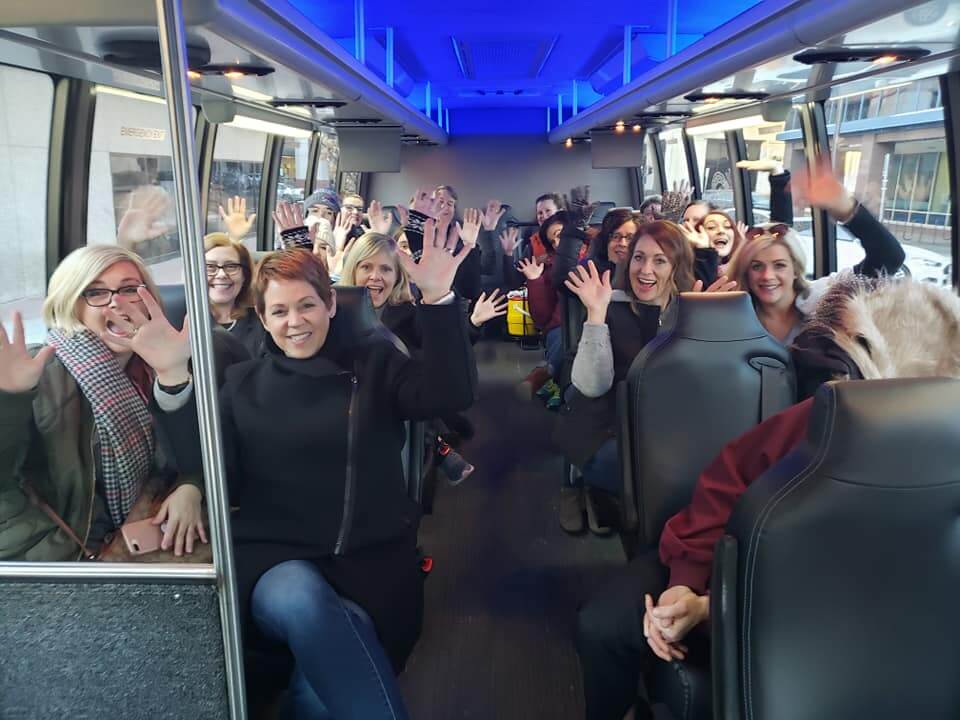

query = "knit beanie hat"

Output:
[[303, 188, 340, 214]]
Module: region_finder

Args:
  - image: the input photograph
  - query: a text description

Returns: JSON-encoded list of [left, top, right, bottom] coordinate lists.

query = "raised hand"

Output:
[[671, 179, 691, 197], [152, 484, 207, 556], [218, 195, 257, 240], [396, 204, 411, 228], [692, 276, 739, 293], [499, 227, 520, 256], [102, 287, 191, 385], [367, 200, 392, 234], [410, 186, 441, 217], [736, 220, 749, 240], [333, 210, 357, 251], [481, 199, 506, 230], [517, 256, 544, 281], [470, 289, 509, 327], [564, 184, 597, 227], [397, 218, 470, 304], [681, 219, 711, 249], [643, 593, 689, 662], [736, 158, 785, 176], [791, 155, 856, 220], [456, 208, 483, 249], [272, 201, 305, 233], [564, 261, 612, 324], [117, 186, 171, 247], [0, 312, 55, 394]]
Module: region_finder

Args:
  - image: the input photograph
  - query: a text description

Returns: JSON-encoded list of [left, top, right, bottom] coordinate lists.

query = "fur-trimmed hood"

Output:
[[791, 274, 960, 398]]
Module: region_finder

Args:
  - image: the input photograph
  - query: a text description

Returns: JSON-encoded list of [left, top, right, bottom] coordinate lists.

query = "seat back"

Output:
[[714, 378, 960, 720], [587, 201, 616, 225], [157, 284, 188, 331], [621, 292, 794, 546]]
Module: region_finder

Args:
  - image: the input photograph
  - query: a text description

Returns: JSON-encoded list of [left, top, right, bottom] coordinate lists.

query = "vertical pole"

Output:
[[154, 1, 246, 719], [386, 27, 395, 88], [445, 108, 450, 133], [354, 0, 366, 63], [425, 81, 432, 120], [547, 106, 552, 133], [437, 96, 443, 126], [572, 80, 579, 116], [557, 93, 563, 126], [623, 25, 632, 85], [666, 0, 677, 58]]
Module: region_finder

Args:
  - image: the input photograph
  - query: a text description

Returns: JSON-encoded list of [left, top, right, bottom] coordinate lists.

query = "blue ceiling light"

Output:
[[451, 36, 472, 78]]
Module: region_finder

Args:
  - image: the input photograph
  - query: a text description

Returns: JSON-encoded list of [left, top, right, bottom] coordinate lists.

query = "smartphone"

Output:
[[120, 518, 163, 556]]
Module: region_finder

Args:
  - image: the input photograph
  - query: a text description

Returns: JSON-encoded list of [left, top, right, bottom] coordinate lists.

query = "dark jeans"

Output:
[[545, 326, 563, 377], [576, 550, 709, 720], [251, 560, 409, 720], [580, 438, 620, 495]]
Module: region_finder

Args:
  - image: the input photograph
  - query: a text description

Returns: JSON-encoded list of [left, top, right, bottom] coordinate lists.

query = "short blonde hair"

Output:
[[727, 227, 810, 303], [204, 232, 255, 319], [339, 232, 413, 305], [43, 245, 162, 334]]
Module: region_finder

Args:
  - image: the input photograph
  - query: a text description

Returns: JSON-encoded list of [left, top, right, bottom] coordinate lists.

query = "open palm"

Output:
[[0, 313, 55, 393]]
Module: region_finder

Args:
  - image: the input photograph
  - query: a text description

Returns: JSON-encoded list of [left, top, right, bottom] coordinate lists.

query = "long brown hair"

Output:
[[696, 209, 743, 259], [615, 220, 695, 307]]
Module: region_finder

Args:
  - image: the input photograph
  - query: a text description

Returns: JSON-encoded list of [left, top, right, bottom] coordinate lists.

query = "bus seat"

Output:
[[618, 291, 795, 550], [157, 284, 188, 331], [587, 201, 616, 226], [713, 378, 960, 720]]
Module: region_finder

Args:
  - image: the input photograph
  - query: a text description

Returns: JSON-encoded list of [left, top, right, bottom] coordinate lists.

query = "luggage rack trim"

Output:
[[0, 562, 217, 584]]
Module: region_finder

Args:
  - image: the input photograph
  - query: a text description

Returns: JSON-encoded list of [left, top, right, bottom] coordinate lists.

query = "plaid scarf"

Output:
[[47, 329, 155, 527]]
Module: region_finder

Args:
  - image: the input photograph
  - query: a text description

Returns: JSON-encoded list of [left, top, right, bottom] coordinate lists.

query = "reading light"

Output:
[[565, 138, 573, 148], [615, 120, 625, 134], [632, 124, 642, 133], [792, 46, 930, 66], [195, 63, 275, 78]]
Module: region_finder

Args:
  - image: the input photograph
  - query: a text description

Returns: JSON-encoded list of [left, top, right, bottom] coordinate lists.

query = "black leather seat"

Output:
[[619, 291, 795, 548], [157, 284, 188, 330], [616, 292, 795, 720], [712, 378, 960, 720]]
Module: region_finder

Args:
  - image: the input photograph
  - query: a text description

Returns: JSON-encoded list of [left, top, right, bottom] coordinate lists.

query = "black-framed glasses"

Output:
[[610, 232, 634, 242], [205, 262, 244, 278], [81, 285, 146, 307]]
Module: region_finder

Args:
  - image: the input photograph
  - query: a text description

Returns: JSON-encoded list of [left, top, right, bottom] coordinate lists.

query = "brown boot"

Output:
[[559, 485, 586, 534]]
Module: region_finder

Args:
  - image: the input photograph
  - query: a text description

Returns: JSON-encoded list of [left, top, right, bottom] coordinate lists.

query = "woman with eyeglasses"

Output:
[[727, 159, 905, 345], [0, 245, 204, 561], [204, 232, 264, 356]]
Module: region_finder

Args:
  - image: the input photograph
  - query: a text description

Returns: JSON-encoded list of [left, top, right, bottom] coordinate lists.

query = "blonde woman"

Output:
[[0, 245, 204, 560]]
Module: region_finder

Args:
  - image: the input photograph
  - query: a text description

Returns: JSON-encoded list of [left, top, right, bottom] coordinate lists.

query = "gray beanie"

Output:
[[303, 187, 340, 214]]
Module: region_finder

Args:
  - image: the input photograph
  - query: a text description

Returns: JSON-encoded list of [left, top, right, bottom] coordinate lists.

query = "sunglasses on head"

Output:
[[745, 223, 790, 241]]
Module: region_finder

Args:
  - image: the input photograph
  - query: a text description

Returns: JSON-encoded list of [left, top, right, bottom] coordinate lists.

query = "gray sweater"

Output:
[[571, 323, 615, 399]]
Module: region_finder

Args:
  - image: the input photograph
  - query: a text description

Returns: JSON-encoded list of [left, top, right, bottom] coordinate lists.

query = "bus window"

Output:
[[689, 130, 735, 216], [742, 106, 810, 231], [87, 87, 184, 285], [277, 136, 310, 204], [315, 128, 339, 190], [825, 75, 951, 286], [0, 66, 53, 344], [642, 133, 660, 198], [207, 123, 267, 252], [659, 128, 690, 192]]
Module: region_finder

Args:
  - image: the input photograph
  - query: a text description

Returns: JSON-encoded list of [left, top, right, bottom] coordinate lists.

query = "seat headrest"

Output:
[[671, 292, 769, 342], [157, 284, 187, 331], [809, 378, 960, 486]]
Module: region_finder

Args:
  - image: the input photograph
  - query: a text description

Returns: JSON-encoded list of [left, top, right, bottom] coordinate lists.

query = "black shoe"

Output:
[[559, 486, 586, 534]]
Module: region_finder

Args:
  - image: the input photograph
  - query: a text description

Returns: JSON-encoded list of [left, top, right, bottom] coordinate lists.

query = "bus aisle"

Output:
[[401, 340, 626, 719]]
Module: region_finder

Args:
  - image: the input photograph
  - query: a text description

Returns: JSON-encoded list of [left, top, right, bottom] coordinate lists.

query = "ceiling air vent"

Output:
[[793, 46, 931, 65]]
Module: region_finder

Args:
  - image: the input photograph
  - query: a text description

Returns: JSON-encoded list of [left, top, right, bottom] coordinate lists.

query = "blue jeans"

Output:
[[545, 326, 563, 377], [581, 438, 621, 496], [251, 560, 409, 720]]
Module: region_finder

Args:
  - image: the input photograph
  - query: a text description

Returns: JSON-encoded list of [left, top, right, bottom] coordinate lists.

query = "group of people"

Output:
[[2, 160, 959, 720]]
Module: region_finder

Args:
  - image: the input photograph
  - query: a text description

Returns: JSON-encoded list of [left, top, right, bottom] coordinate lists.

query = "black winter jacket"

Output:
[[157, 300, 477, 668]]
